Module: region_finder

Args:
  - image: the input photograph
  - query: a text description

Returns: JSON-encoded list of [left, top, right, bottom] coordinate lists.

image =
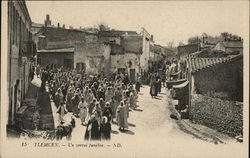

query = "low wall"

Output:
[[190, 94, 243, 137]]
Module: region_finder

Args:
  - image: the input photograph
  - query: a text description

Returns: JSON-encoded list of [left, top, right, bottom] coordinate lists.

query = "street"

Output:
[[51, 85, 191, 141], [15, 76, 245, 158], [47, 81, 244, 158]]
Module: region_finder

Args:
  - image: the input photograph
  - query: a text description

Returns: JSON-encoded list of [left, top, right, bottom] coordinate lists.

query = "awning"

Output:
[[173, 80, 189, 89], [37, 47, 74, 53]]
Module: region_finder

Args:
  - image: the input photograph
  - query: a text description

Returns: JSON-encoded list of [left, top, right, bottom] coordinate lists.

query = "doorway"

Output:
[[64, 59, 73, 70]]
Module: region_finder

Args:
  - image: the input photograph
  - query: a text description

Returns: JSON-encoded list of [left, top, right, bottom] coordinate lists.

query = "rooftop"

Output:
[[189, 54, 242, 73], [98, 30, 138, 37], [32, 22, 45, 28]]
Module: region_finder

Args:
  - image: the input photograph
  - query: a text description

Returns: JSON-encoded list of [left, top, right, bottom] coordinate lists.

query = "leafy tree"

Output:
[[97, 23, 110, 31], [178, 41, 184, 46], [188, 36, 200, 44], [166, 41, 175, 48]]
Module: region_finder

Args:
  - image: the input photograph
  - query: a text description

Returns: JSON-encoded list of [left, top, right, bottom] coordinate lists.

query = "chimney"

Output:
[[80, 26, 82, 29], [46, 14, 50, 21], [62, 24, 65, 29], [45, 14, 51, 26], [57, 23, 60, 28], [151, 35, 154, 41]]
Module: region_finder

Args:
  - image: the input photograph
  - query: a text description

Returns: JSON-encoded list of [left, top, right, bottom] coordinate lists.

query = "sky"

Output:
[[26, 1, 249, 46]]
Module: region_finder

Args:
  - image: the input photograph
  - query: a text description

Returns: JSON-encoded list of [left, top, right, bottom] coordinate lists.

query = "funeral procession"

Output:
[[5, 0, 245, 148]]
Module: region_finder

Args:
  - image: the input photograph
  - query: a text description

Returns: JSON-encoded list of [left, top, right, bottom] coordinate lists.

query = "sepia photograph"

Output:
[[0, 0, 249, 158]]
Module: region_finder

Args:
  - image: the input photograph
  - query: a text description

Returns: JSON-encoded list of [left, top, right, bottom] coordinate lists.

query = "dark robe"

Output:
[[100, 123, 111, 140], [135, 81, 140, 92], [157, 80, 161, 94], [72, 95, 80, 115], [102, 107, 113, 123], [150, 81, 157, 97], [88, 102, 95, 115], [84, 119, 100, 141]]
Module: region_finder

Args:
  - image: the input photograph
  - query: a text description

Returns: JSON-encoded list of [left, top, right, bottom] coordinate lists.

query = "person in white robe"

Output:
[[57, 103, 67, 123], [78, 97, 88, 125], [116, 101, 128, 131]]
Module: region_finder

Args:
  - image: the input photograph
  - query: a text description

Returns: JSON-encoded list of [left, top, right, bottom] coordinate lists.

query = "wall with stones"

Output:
[[110, 53, 140, 72], [190, 94, 243, 137]]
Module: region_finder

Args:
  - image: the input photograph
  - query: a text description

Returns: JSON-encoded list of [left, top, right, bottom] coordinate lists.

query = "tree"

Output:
[[97, 23, 110, 31], [187, 36, 201, 44], [221, 32, 242, 41], [178, 41, 184, 46], [221, 32, 232, 41], [166, 41, 175, 48]]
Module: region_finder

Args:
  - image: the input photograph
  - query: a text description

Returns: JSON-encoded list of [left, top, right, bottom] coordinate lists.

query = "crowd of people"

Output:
[[35, 65, 140, 141]]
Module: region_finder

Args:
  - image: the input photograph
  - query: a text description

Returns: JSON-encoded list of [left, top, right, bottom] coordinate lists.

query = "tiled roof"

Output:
[[189, 55, 242, 73], [37, 47, 74, 53]]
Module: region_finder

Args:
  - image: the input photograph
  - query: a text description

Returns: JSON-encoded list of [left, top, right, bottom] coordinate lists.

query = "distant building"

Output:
[[98, 30, 137, 45], [213, 41, 243, 54], [140, 27, 154, 72], [34, 22, 98, 69], [7, 0, 35, 126]]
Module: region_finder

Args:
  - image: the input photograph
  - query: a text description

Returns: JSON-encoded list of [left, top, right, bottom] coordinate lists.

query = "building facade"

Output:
[[33, 18, 98, 69], [74, 42, 111, 75], [7, 0, 35, 126], [37, 48, 74, 70], [213, 41, 243, 55], [140, 27, 154, 72]]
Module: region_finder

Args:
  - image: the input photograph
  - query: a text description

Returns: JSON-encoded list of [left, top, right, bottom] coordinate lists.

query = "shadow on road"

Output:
[[133, 108, 143, 112], [111, 130, 119, 134], [159, 92, 166, 95], [120, 130, 135, 135], [154, 97, 162, 100], [128, 123, 136, 127]]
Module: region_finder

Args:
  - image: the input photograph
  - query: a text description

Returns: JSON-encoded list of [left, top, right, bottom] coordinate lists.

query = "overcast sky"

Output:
[[26, 1, 249, 46]]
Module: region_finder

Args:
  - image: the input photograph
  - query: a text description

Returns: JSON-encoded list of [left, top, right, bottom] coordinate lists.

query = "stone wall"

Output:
[[37, 27, 98, 50], [192, 56, 243, 101], [121, 35, 143, 54], [110, 53, 140, 74], [190, 94, 243, 137]]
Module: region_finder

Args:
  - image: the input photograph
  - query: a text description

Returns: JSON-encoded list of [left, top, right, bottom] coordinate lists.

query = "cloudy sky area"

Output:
[[26, 1, 248, 46]]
